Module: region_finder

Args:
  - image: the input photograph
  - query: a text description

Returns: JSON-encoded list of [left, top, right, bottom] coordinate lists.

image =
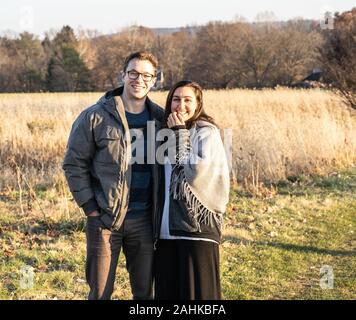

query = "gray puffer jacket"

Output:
[[63, 86, 164, 231]]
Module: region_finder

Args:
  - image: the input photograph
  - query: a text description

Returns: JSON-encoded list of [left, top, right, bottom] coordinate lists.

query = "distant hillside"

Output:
[[151, 26, 200, 35], [101, 19, 320, 39], [102, 25, 200, 38]]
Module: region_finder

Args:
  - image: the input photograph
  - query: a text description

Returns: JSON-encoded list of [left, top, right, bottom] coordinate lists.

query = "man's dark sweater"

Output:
[[125, 107, 152, 219]]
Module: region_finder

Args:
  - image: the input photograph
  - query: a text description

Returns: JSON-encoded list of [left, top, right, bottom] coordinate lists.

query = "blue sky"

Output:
[[1, 0, 355, 36]]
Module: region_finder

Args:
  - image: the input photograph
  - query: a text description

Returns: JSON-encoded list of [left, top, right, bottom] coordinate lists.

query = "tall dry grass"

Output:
[[201, 88, 355, 183], [0, 93, 98, 191], [0, 89, 355, 193]]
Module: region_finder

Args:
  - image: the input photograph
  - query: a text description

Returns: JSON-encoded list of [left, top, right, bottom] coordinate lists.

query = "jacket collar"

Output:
[[99, 86, 163, 127]]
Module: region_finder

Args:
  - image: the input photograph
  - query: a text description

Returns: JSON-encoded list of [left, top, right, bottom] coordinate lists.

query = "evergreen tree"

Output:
[[46, 26, 92, 91], [47, 45, 92, 91]]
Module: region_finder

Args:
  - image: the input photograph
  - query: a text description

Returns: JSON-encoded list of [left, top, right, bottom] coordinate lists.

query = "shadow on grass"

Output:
[[262, 241, 355, 257], [1, 218, 86, 236], [233, 177, 355, 199], [14, 254, 40, 266], [272, 171, 356, 197], [222, 235, 355, 257], [34, 219, 86, 235], [10, 253, 80, 273]]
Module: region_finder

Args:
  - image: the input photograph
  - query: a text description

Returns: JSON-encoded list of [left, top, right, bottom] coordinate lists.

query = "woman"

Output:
[[154, 80, 230, 300]]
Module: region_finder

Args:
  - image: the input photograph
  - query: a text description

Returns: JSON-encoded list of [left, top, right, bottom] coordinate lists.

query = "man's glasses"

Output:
[[126, 70, 155, 82]]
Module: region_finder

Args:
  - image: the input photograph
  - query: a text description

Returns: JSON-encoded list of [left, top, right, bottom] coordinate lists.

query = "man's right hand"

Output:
[[87, 210, 100, 217]]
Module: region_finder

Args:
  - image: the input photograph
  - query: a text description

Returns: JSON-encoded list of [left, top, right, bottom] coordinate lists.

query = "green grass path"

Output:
[[0, 169, 355, 299]]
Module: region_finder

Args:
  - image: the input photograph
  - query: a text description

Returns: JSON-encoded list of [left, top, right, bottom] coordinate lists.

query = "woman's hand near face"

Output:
[[167, 112, 185, 128]]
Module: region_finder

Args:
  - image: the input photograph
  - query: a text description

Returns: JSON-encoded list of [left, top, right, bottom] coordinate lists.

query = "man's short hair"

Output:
[[123, 52, 158, 75]]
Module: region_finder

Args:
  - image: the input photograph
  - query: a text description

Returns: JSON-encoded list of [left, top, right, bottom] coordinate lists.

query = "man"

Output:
[[63, 52, 164, 300]]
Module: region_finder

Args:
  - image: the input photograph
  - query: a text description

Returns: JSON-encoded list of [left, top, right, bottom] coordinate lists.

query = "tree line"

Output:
[[0, 8, 354, 107]]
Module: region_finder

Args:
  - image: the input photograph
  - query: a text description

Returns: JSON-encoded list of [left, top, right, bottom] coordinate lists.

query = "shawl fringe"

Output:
[[170, 168, 223, 233]]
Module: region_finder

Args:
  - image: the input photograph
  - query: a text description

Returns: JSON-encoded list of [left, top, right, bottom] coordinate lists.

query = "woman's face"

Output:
[[171, 86, 198, 122]]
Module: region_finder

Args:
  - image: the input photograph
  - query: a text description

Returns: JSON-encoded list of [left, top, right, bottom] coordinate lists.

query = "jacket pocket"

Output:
[[92, 161, 121, 212], [86, 216, 111, 233], [94, 126, 122, 164]]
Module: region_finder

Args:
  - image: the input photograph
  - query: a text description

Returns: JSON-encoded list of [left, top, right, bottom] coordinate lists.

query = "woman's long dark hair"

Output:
[[163, 80, 218, 129]]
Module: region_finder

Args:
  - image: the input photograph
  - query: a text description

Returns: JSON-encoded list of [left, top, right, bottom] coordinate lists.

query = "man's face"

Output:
[[122, 59, 156, 100]]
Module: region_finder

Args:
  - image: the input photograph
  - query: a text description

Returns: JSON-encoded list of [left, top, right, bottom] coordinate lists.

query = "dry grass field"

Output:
[[0, 88, 355, 299], [0, 88, 354, 190]]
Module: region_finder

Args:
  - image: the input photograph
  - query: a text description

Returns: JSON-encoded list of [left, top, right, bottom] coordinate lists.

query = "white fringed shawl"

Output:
[[167, 121, 230, 233]]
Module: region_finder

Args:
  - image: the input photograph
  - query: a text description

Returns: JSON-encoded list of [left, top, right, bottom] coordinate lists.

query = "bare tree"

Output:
[[319, 8, 356, 109], [16, 32, 46, 92], [153, 30, 193, 88], [277, 23, 323, 85], [186, 22, 250, 88], [239, 24, 282, 87], [0, 33, 46, 92]]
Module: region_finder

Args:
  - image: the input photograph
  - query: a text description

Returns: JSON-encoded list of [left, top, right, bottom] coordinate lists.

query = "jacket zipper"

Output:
[[112, 144, 126, 229]]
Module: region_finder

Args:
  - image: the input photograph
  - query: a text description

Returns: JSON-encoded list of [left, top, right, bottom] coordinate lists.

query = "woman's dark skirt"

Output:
[[154, 239, 221, 300]]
